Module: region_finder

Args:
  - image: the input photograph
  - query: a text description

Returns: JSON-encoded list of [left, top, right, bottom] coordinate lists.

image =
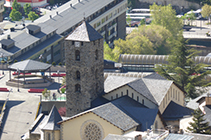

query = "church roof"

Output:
[[143, 72, 166, 80], [104, 75, 173, 105], [162, 101, 193, 121], [104, 76, 138, 93], [8, 59, 51, 71], [42, 105, 62, 130], [65, 21, 103, 42], [59, 96, 159, 132]]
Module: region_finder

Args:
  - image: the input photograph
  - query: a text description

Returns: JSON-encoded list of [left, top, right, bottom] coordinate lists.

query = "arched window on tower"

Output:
[[95, 50, 98, 60], [75, 50, 80, 61], [76, 71, 80, 80], [75, 84, 81, 92]]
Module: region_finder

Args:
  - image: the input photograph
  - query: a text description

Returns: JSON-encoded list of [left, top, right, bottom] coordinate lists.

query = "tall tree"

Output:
[[201, 4, 211, 23], [23, 3, 32, 16], [12, 0, 21, 11], [187, 109, 210, 134], [154, 35, 211, 99], [28, 11, 39, 21], [150, 3, 183, 38], [9, 9, 22, 21]]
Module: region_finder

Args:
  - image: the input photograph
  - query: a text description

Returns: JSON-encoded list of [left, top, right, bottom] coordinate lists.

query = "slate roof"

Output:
[[142, 78, 173, 105], [26, 25, 40, 32], [92, 102, 139, 131], [59, 96, 159, 132], [65, 21, 103, 42], [162, 101, 193, 121], [0, 39, 15, 46], [186, 93, 208, 110], [128, 79, 157, 105], [144, 72, 166, 80], [104, 75, 173, 105], [8, 59, 51, 71], [42, 105, 62, 130], [104, 75, 138, 93], [34, 0, 118, 35]]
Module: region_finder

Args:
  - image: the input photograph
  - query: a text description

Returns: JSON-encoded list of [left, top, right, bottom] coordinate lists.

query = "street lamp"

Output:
[[17, 68, 20, 92], [1, 53, 4, 75]]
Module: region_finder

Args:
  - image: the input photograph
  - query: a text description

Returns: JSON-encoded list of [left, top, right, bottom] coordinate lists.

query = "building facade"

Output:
[[65, 21, 104, 117], [0, 0, 127, 64]]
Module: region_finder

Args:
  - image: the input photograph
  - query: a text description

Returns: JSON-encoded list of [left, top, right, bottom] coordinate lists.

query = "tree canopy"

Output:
[[9, 9, 22, 21], [28, 11, 39, 21], [187, 109, 210, 134], [154, 35, 211, 99], [12, 0, 21, 11], [24, 3, 32, 16], [201, 4, 211, 19], [150, 3, 183, 38], [105, 25, 174, 62]]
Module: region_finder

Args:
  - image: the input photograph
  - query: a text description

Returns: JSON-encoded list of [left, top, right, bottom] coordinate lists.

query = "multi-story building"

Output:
[[0, 0, 4, 22], [4, 0, 48, 7], [0, 0, 127, 64]]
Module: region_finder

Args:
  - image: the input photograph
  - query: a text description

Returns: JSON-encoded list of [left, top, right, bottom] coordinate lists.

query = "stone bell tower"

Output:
[[65, 21, 104, 117]]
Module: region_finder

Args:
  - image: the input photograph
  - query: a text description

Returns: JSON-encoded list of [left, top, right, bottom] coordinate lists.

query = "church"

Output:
[[25, 20, 193, 140]]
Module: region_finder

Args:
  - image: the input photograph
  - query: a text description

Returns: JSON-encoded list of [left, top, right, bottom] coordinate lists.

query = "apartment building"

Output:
[[0, 0, 127, 64]]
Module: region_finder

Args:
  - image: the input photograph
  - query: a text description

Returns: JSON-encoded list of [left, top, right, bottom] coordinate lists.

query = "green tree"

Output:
[[150, 3, 183, 38], [104, 42, 117, 61], [183, 10, 196, 25], [154, 35, 211, 99], [28, 11, 39, 21], [23, 3, 32, 16], [12, 0, 21, 11], [201, 4, 211, 23], [126, 15, 132, 27], [9, 9, 22, 21], [187, 109, 210, 134]]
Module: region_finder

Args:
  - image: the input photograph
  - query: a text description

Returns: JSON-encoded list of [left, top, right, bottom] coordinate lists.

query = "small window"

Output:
[[111, 96, 113, 100], [126, 90, 128, 95], [81, 42, 83, 46], [47, 133, 50, 140], [93, 41, 95, 45], [75, 84, 81, 92], [72, 41, 75, 45], [121, 92, 123, 96], [95, 50, 98, 60], [142, 99, 144, 105], [116, 94, 118, 98], [76, 71, 80, 80], [75, 50, 80, 61], [137, 96, 139, 102], [132, 93, 134, 99]]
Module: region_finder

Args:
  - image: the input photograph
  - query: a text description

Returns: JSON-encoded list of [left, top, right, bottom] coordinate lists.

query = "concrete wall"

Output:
[[41, 101, 65, 114]]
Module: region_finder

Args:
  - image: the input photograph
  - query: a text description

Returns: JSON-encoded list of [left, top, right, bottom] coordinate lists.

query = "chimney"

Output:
[[7, 35, 11, 39]]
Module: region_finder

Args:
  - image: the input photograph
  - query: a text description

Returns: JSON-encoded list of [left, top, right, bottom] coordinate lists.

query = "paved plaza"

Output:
[[0, 70, 64, 140]]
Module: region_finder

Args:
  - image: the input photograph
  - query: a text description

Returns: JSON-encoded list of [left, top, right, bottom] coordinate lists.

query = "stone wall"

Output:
[[65, 38, 104, 117]]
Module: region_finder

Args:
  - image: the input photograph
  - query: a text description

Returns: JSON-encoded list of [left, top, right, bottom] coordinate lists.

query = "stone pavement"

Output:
[[0, 70, 63, 140]]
